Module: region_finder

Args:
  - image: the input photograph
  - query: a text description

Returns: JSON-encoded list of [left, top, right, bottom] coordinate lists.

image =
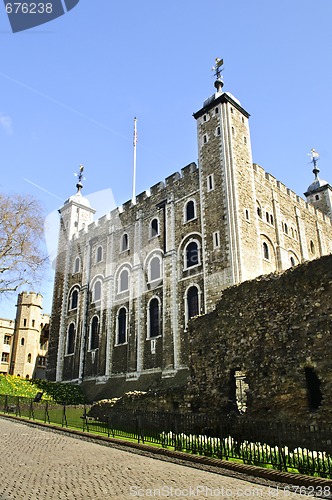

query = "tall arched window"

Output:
[[149, 298, 160, 338], [93, 281, 102, 302], [262, 242, 269, 260], [185, 200, 195, 222], [150, 218, 159, 238], [117, 307, 127, 345], [69, 289, 79, 310], [186, 241, 199, 268], [119, 269, 129, 292], [74, 257, 80, 273], [27, 353, 32, 363], [21, 338, 25, 346], [149, 256, 161, 282], [96, 246, 103, 263], [290, 256, 296, 267], [121, 233, 129, 252], [187, 286, 199, 320], [67, 323, 75, 354], [90, 316, 99, 350]]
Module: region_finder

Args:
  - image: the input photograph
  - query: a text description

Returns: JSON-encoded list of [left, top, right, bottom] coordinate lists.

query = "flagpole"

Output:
[[132, 117, 137, 205]]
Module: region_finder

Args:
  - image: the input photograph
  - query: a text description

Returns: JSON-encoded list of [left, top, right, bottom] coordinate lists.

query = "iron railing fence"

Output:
[[1, 394, 332, 478]]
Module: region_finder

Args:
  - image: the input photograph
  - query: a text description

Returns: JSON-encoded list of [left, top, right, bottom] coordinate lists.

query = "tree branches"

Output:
[[0, 193, 48, 294]]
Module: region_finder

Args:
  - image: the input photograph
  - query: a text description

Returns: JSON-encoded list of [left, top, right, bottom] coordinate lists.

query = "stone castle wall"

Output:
[[187, 254, 332, 426]]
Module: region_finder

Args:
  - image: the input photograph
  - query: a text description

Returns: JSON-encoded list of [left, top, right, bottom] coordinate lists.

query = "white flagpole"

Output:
[[132, 117, 137, 205]]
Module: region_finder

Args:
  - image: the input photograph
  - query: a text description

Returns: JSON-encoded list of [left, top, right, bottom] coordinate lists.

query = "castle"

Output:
[[0, 292, 49, 379], [47, 65, 332, 400]]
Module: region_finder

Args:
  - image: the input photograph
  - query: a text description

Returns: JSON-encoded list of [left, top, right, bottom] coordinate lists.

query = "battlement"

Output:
[[253, 163, 332, 225], [17, 291, 43, 307]]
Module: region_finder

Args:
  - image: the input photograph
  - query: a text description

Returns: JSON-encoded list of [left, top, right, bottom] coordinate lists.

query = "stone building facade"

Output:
[[47, 72, 332, 401], [187, 254, 332, 426], [0, 292, 50, 379]]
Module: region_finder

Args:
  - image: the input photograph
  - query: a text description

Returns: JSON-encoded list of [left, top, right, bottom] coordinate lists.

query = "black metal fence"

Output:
[[1, 393, 332, 478]]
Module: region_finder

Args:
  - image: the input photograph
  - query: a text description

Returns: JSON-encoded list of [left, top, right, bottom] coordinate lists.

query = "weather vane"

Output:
[[212, 57, 224, 80], [74, 164, 85, 191], [309, 148, 320, 169]]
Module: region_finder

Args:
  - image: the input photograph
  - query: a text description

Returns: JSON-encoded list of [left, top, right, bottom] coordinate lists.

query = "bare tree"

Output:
[[0, 193, 48, 294]]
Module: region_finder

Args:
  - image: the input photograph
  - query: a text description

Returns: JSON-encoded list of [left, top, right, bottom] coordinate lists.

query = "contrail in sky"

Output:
[[24, 178, 63, 201]]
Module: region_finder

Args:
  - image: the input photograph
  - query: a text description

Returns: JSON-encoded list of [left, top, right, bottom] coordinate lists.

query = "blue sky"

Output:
[[0, 0, 332, 317]]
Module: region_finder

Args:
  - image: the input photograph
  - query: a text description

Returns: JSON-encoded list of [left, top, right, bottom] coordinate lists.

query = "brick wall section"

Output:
[[187, 254, 332, 425]]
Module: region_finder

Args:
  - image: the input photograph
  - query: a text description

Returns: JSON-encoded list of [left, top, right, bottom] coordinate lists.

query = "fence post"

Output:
[[62, 404, 68, 428], [29, 399, 34, 420]]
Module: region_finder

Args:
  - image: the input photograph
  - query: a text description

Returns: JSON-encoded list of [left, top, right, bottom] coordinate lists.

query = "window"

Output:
[[203, 114, 207, 122], [262, 242, 269, 260], [90, 316, 99, 350], [310, 240, 315, 255], [21, 338, 25, 346], [69, 289, 79, 310], [96, 246, 103, 263], [315, 194, 320, 201], [265, 212, 269, 223], [305, 367, 322, 412], [121, 233, 129, 252], [23, 319, 27, 327], [244, 136, 247, 144], [67, 323, 75, 355], [119, 269, 129, 292], [290, 256, 296, 267], [149, 298, 160, 338], [185, 200, 195, 222], [203, 134, 207, 144], [117, 308, 127, 345], [284, 223, 288, 235], [149, 256, 161, 282], [150, 218, 159, 238], [93, 281, 102, 302], [270, 214, 274, 226], [74, 257, 80, 273], [213, 231, 220, 249], [32, 320, 35, 328], [215, 107, 219, 114], [38, 356, 46, 367], [207, 174, 214, 192], [256, 202, 262, 218], [27, 353, 32, 363], [185, 241, 200, 268], [4, 335, 10, 345], [216, 126, 221, 136], [245, 209, 250, 221], [1, 352, 9, 363], [187, 286, 199, 320]]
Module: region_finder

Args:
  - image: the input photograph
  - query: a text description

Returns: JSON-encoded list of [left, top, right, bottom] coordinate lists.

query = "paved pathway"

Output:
[[0, 417, 322, 499]]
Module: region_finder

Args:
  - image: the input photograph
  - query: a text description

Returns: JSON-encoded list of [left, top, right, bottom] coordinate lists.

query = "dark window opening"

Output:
[[96, 246, 103, 262], [187, 286, 199, 320], [117, 308, 127, 344], [121, 233, 128, 251], [262, 242, 269, 260], [70, 289, 78, 310], [185, 200, 195, 221], [151, 218, 159, 237], [90, 316, 99, 350], [305, 367, 322, 412], [67, 323, 75, 354], [186, 241, 199, 268], [149, 298, 160, 338]]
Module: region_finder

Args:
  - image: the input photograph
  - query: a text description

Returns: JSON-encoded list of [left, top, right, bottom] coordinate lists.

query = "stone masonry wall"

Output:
[[187, 254, 332, 426]]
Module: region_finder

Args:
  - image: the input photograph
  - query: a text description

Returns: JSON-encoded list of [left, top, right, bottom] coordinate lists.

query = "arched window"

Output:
[[290, 256, 296, 267], [74, 257, 80, 273], [262, 242, 269, 260], [149, 298, 160, 338], [96, 246, 103, 263], [185, 241, 199, 268], [67, 323, 75, 354], [149, 256, 161, 282], [265, 212, 269, 223], [119, 269, 129, 292], [121, 233, 129, 252], [284, 223, 288, 235], [310, 240, 315, 255], [26, 374, 29, 380], [27, 353, 32, 363], [90, 316, 99, 350], [270, 214, 274, 226], [93, 280, 102, 302], [187, 286, 199, 320], [185, 200, 195, 222], [117, 307, 127, 345], [150, 218, 159, 238], [21, 338, 25, 346], [69, 289, 78, 310], [257, 202, 262, 218]]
